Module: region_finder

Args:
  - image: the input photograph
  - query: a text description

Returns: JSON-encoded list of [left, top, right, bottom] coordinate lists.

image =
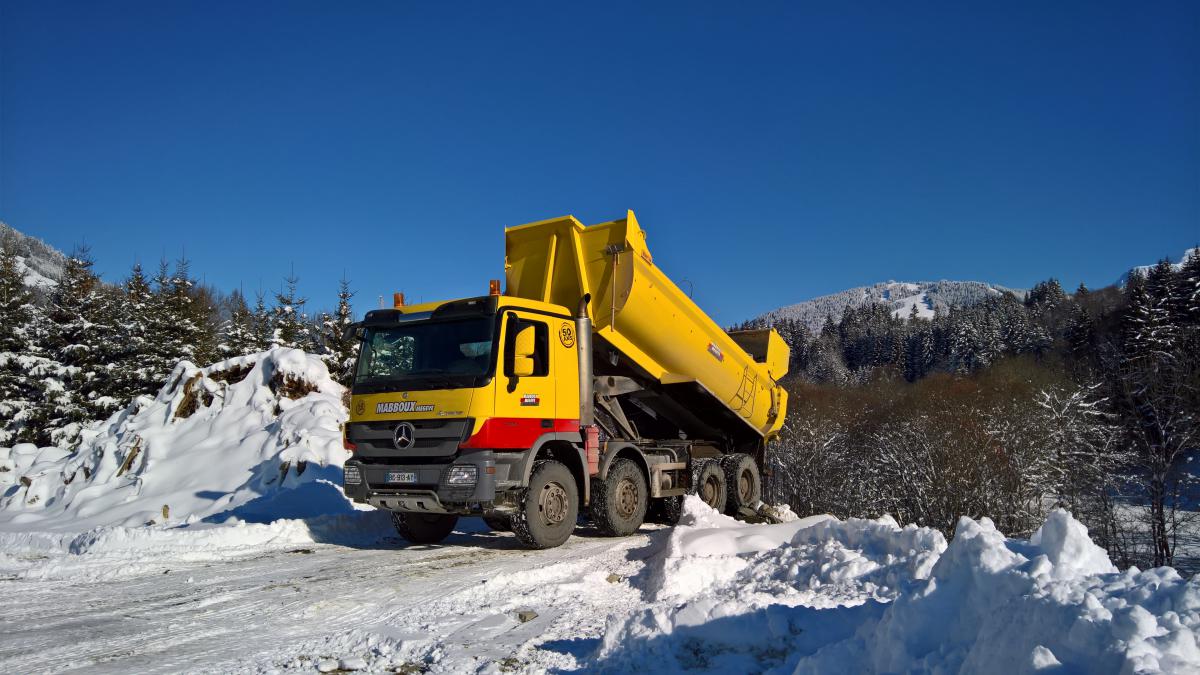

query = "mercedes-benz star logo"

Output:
[[393, 422, 416, 450]]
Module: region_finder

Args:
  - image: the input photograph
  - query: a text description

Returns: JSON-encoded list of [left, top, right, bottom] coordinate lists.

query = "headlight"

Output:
[[344, 464, 362, 484], [445, 465, 477, 485]]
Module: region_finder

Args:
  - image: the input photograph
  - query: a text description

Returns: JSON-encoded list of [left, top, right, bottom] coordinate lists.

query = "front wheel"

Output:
[[391, 511, 458, 545], [511, 460, 579, 549], [591, 458, 649, 536]]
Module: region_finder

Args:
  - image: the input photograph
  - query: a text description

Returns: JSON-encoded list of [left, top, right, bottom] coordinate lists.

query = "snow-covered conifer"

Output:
[[220, 289, 258, 357], [43, 248, 118, 446], [271, 274, 310, 349], [318, 278, 357, 385]]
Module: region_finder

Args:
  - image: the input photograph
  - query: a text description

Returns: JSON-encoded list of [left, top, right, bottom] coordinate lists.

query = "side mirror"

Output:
[[512, 325, 536, 377], [342, 322, 364, 342]]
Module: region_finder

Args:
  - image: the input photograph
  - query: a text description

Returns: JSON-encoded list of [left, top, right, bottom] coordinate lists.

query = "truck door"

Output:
[[496, 312, 556, 433]]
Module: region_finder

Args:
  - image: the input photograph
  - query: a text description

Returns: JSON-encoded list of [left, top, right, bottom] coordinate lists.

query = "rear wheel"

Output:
[[721, 453, 762, 516], [691, 459, 727, 513], [511, 460, 578, 549], [591, 458, 649, 536], [482, 514, 512, 532], [391, 511, 458, 545]]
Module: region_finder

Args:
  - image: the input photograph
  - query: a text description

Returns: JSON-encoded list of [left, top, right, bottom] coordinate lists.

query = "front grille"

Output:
[[348, 418, 473, 459]]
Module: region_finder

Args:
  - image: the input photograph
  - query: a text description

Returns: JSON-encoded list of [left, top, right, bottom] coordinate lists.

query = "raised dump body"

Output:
[[505, 210, 789, 446]]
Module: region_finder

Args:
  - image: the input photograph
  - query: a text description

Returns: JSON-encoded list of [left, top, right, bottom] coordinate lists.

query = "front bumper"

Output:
[[343, 450, 500, 513]]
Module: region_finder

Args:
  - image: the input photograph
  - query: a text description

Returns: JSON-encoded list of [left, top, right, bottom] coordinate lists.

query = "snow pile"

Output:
[[0, 347, 358, 533], [647, 498, 945, 607], [598, 499, 1200, 674]]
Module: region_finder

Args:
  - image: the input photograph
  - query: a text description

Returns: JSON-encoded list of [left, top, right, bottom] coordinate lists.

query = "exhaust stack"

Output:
[[576, 294, 594, 427], [577, 293, 599, 475]]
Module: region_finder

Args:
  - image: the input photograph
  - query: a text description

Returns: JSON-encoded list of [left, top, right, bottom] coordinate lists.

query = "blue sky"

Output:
[[1, 1, 1196, 324]]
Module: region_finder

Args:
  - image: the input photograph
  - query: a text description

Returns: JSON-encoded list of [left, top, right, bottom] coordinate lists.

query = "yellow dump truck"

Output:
[[342, 211, 789, 548]]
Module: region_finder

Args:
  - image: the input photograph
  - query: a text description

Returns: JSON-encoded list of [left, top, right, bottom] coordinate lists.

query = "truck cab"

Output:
[[343, 211, 788, 548], [343, 294, 588, 544]]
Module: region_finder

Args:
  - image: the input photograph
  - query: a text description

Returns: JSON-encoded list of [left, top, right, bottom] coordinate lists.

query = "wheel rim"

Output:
[[616, 477, 639, 519], [738, 469, 753, 503], [701, 474, 720, 506], [539, 481, 569, 526]]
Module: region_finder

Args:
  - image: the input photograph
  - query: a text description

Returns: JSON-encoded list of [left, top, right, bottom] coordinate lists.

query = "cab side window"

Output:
[[503, 315, 549, 377]]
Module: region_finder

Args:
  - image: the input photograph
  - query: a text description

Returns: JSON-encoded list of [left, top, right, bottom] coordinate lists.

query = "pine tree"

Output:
[[0, 235, 33, 353], [1025, 278, 1068, 313], [271, 273, 310, 349], [318, 278, 357, 385], [189, 282, 220, 365], [1180, 249, 1200, 325], [947, 310, 983, 374], [43, 247, 119, 447], [903, 323, 934, 382], [1124, 260, 1179, 360], [0, 236, 54, 444], [141, 255, 219, 374], [250, 290, 273, 352], [163, 256, 207, 363], [220, 289, 258, 357], [107, 262, 159, 404], [140, 259, 182, 383]]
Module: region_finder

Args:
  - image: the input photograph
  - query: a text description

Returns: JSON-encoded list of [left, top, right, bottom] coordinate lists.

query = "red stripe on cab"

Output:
[[459, 417, 580, 450]]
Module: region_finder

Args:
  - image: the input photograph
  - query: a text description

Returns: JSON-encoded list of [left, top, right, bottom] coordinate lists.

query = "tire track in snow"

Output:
[[0, 529, 650, 674]]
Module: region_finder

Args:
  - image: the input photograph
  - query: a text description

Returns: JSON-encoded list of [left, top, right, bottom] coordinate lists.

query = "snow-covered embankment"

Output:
[[598, 498, 1200, 674], [0, 348, 390, 577]]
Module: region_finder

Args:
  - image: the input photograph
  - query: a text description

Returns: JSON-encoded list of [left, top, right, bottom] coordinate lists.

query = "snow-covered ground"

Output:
[[2, 500, 1197, 674], [3, 349, 1199, 673]]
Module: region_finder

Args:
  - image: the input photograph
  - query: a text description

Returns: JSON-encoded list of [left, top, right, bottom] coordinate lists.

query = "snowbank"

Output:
[[0, 348, 360, 533], [598, 498, 1200, 674]]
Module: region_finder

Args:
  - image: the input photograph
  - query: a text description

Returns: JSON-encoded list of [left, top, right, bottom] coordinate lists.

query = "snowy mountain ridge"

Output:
[[755, 280, 1025, 333], [1119, 247, 1200, 286], [0, 221, 65, 290]]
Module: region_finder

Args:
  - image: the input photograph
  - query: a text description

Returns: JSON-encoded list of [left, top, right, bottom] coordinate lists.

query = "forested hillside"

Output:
[[746, 251, 1200, 569], [0, 227, 358, 449], [0, 222, 65, 291]]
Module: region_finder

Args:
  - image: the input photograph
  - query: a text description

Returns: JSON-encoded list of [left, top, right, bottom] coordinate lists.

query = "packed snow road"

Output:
[[0, 522, 659, 674]]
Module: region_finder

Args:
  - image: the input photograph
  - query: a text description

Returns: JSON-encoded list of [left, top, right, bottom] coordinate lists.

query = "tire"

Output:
[[720, 453, 762, 516], [511, 460, 579, 549], [482, 514, 512, 532], [647, 495, 683, 525], [691, 459, 727, 513], [391, 511, 458, 545], [590, 458, 649, 536]]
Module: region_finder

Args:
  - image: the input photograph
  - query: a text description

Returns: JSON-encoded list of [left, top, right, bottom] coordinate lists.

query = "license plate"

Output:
[[386, 471, 417, 484]]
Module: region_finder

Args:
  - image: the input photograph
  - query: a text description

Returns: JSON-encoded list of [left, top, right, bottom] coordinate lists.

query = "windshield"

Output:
[[354, 318, 495, 391]]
